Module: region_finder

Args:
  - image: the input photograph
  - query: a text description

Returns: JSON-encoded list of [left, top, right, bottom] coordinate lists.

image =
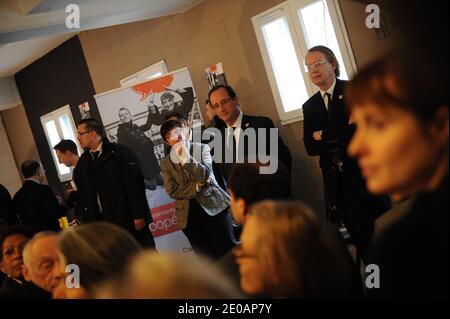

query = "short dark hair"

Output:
[[78, 118, 104, 137], [228, 162, 292, 208], [160, 120, 182, 142], [21, 160, 41, 178], [208, 84, 237, 103], [0, 225, 34, 261], [307, 45, 340, 77], [54, 139, 78, 155], [165, 111, 187, 122]]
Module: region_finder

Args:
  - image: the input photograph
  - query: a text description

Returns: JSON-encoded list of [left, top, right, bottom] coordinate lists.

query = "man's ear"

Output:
[[239, 199, 248, 222], [22, 264, 32, 282], [0, 261, 5, 274]]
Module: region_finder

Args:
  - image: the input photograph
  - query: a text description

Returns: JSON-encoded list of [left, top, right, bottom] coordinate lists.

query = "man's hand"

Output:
[[148, 91, 157, 114], [197, 178, 212, 189], [173, 140, 187, 157], [313, 130, 322, 141], [134, 218, 146, 231]]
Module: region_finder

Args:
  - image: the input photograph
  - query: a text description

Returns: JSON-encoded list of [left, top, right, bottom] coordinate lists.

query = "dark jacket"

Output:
[[0, 277, 51, 299], [0, 184, 19, 226], [302, 78, 355, 167], [302, 78, 390, 255], [212, 114, 292, 184], [13, 181, 66, 232], [0, 276, 22, 299], [368, 175, 449, 298], [117, 119, 161, 180], [74, 138, 152, 235]]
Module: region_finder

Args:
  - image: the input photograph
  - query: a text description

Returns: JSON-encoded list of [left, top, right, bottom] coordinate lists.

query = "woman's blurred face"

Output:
[[52, 252, 87, 299], [348, 103, 444, 199], [234, 216, 266, 295]]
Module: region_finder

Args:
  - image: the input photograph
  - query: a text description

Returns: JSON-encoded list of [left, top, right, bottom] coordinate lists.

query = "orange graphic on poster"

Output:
[[131, 74, 174, 100], [209, 64, 218, 72]]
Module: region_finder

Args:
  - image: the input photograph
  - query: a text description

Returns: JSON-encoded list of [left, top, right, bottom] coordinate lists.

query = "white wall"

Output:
[[0, 114, 22, 195], [0, 76, 21, 111]]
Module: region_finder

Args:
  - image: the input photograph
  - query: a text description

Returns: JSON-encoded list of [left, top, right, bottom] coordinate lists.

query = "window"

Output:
[[120, 60, 169, 87], [40, 105, 80, 182], [252, 0, 357, 124]]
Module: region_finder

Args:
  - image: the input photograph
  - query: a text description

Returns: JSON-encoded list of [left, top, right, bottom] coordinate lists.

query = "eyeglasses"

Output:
[[304, 60, 329, 72], [210, 97, 233, 109], [77, 130, 92, 136]]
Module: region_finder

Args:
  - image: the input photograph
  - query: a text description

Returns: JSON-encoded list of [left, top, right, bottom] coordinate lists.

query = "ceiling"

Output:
[[0, 0, 205, 78]]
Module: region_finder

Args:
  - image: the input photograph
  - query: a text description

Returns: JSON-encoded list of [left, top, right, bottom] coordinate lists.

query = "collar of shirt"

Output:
[[91, 141, 103, 158], [320, 78, 336, 107], [25, 178, 40, 184], [227, 111, 243, 129]]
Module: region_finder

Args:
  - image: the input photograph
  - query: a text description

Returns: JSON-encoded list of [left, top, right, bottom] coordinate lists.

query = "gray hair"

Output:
[[23, 231, 57, 270]]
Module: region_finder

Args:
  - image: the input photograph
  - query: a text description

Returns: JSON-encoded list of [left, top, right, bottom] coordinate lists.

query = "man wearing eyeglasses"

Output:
[[74, 118, 155, 248], [302, 46, 390, 257], [206, 84, 292, 186]]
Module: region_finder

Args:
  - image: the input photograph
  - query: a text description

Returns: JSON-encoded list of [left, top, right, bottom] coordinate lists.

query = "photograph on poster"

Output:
[[78, 101, 91, 119], [205, 62, 228, 89]]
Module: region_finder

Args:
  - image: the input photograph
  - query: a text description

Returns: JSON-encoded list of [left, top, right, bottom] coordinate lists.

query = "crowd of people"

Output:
[[0, 2, 448, 299]]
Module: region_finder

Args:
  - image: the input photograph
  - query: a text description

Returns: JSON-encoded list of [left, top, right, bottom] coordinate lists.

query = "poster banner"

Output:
[[205, 62, 227, 89], [94, 68, 202, 253], [78, 101, 91, 119]]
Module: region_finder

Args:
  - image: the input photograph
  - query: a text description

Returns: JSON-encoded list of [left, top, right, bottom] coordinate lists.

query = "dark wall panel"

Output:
[[14, 35, 101, 194]]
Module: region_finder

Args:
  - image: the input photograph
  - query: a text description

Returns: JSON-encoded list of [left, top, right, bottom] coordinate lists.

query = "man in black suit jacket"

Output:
[[13, 161, 67, 232], [75, 118, 155, 247], [302, 46, 390, 256], [207, 84, 292, 185], [0, 184, 19, 226]]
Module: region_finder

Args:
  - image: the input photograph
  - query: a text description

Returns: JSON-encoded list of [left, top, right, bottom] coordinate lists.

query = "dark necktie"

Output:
[[325, 93, 334, 124], [92, 151, 100, 165]]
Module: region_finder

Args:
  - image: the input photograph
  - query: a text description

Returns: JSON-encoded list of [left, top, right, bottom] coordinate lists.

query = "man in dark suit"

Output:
[[75, 118, 155, 247], [13, 161, 67, 232], [0, 184, 19, 226], [302, 45, 390, 256], [207, 84, 292, 185]]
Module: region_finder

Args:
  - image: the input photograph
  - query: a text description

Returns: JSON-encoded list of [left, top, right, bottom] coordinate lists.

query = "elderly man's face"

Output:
[[23, 235, 61, 293], [1, 234, 29, 279]]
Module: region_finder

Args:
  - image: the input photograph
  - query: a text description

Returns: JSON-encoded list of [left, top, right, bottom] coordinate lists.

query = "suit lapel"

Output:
[[331, 79, 348, 125]]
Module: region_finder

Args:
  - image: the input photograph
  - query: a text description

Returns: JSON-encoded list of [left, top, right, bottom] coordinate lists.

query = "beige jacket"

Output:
[[160, 142, 230, 229]]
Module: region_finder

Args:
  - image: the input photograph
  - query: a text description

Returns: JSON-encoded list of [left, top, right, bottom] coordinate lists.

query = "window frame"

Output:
[[252, 0, 357, 125], [40, 105, 80, 182]]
